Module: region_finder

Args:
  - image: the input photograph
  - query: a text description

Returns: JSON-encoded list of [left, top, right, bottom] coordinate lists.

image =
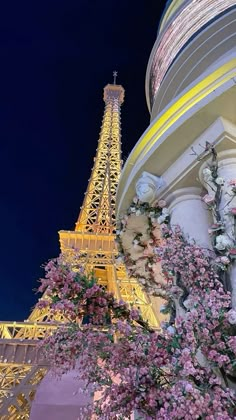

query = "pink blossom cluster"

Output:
[[38, 236, 236, 418], [157, 228, 236, 373], [38, 255, 141, 326]]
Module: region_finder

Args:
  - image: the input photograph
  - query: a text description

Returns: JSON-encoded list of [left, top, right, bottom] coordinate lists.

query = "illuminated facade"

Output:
[[117, 0, 236, 214], [0, 78, 161, 419], [147, 0, 236, 111]]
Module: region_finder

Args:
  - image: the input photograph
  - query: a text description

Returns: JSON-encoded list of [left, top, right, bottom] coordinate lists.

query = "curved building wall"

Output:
[[158, 0, 186, 33], [117, 56, 236, 214], [146, 0, 236, 115], [151, 9, 236, 119]]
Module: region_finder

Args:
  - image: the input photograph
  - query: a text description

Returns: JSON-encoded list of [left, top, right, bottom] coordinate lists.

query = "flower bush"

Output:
[[37, 146, 236, 419], [38, 234, 236, 419]]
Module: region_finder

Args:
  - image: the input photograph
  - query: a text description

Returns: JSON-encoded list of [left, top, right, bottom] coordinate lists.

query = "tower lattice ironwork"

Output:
[[0, 77, 161, 419]]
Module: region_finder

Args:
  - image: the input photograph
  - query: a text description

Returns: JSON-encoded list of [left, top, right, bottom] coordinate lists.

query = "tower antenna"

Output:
[[113, 70, 118, 84]]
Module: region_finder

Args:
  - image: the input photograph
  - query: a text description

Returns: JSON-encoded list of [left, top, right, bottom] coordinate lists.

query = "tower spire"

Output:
[[75, 81, 124, 234]]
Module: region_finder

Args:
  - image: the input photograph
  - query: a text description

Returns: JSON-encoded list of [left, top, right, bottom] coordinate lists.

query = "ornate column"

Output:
[[135, 172, 212, 248], [199, 149, 236, 308], [166, 187, 212, 249]]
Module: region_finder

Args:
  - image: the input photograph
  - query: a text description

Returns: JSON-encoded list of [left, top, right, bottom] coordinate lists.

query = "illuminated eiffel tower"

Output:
[[0, 74, 161, 419]]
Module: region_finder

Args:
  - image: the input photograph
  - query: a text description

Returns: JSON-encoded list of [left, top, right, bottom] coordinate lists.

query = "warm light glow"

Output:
[[149, 0, 235, 107], [118, 59, 236, 203]]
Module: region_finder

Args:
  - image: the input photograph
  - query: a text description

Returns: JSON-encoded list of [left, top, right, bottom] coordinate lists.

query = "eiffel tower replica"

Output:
[[0, 74, 161, 419]]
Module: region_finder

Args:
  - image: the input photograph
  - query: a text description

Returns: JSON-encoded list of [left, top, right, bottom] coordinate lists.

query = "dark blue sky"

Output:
[[0, 0, 166, 320]]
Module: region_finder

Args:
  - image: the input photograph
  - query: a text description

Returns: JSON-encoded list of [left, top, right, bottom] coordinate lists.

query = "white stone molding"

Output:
[[135, 171, 164, 204]]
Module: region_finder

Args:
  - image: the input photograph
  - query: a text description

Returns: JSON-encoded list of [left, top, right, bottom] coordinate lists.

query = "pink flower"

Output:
[[229, 179, 236, 186], [169, 286, 183, 298], [230, 207, 236, 215], [202, 194, 215, 205], [220, 256, 230, 265], [185, 383, 194, 393], [130, 308, 140, 320], [158, 199, 166, 208]]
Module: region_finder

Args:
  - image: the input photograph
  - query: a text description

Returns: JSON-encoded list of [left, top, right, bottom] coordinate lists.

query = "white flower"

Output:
[[136, 210, 142, 216], [151, 217, 158, 224], [183, 298, 194, 310], [162, 207, 169, 215], [139, 278, 146, 285], [149, 211, 155, 217], [160, 321, 169, 330], [133, 239, 139, 245], [220, 256, 230, 265], [227, 309, 236, 325], [116, 230, 121, 235], [203, 167, 213, 182], [130, 207, 136, 213], [215, 177, 224, 185], [215, 234, 232, 251], [166, 326, 176, 335], [157, 215, 167, 224]]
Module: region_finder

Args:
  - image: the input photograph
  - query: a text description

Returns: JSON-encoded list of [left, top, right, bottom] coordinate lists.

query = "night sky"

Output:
[[0, 0, 166, 321]]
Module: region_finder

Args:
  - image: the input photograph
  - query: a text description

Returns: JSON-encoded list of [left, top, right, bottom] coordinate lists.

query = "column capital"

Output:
[[166, 187, 202, 211], [218, 149, 236, 170]]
